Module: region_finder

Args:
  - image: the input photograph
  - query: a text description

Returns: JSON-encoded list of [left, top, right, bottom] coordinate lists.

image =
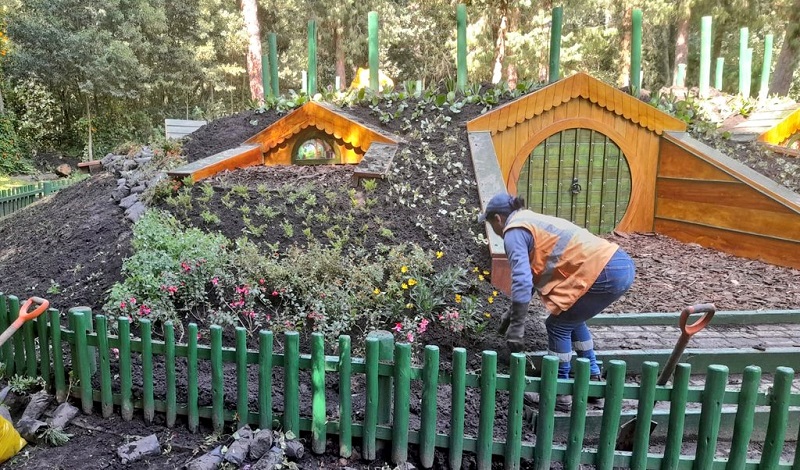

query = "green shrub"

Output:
[[0, 116, 32, 175]]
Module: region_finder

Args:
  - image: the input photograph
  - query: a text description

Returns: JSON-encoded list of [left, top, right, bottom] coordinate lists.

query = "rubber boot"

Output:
[[555, 395, 572, 413], [587, 374, 604, 407]]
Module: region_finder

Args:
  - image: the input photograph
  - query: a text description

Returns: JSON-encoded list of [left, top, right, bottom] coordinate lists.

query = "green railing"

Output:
[[0, 180, 75, 218], [0, 293, 798, 469]]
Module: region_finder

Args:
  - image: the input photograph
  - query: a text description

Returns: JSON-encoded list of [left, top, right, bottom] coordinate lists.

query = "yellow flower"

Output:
[[373, 288, 381, 295], [407, 278, 417, 286], [472, 267, 480, 273], [492, 290, 498, 297], [455, 294, 462, 303], [401, 266, 409, 273], [436, 251, 444, 259], [482, 270, 490, 275], [402, 283, 408, 290], [487, 297, 494, 304], [406, 303, 414, 309], [484, 312, 491, 318], [478, 274, 485, 282]]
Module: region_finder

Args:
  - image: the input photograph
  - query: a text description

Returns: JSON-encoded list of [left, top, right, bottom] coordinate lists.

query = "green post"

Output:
[[597, 360, 627, 468], [164, 321, 177, 428], [187, 323, 199, 432], [565, 359, 590, 469], [311, 332, 326, 454], [258, 330, 273, 430], [662, 363, 691, 468], [699, 16, 712, 97], [261, 49, 271, 98], [456, 4, 468, 91], [236, 327, 248, 429], [759, 34, 774, 99], [535, 356, 559, 470], [43, 181, 54, 195], [9, 297, 24, 375], [96, 315, 113, 418], [141, 319, 154, 423], [69, 306, 95, 376], [36, 315, 51, 391], [449, 348, 466, 470], [0, 295, 8, 368], [51, 309, 66, 402], [630, 9, 643, 95], [307, 20, 317, 95], [210, 325, 224, 433], [677, 63, 687, 87], [118, 316, 133, 421], [367, 330, 393, 424], [715, 57, 725, 90], [269, 33, 279, 96], [368, 11, 379, 92], [284, 331, 300, 436], [391, 342, 411, 464], [631, 361, 659, 469], [505, 352, 526, 470], [363, 337, 379, 460], [739, 27, 749, 97], [73, 311, 93, 414], [694, 365, 729, 470], [549, 7, 564, 83], [477, 351, 497, 470], [338, 335, 352, 458], [761, 367, 794, 467], [727, 365, 761, 468], [419, 345, 439, 468], [743, 48, 753, 97]]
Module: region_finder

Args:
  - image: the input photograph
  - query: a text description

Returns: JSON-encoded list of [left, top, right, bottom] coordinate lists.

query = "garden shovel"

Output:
[[0, 297, 49, 347], [615, 303, 715, 451]]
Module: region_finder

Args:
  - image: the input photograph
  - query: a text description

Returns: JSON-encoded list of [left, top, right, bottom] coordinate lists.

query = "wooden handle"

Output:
[[0, 322, 22, 348]]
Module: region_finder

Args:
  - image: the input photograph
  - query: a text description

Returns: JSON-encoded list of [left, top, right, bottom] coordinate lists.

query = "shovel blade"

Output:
[[616, 418, 658, 451]]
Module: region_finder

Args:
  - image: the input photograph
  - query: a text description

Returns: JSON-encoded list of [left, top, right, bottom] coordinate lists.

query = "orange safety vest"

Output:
[[504, 210, 619, 315]]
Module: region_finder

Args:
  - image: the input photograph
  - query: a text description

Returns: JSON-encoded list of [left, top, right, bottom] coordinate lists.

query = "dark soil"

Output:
[[0, 93, 799, 469]]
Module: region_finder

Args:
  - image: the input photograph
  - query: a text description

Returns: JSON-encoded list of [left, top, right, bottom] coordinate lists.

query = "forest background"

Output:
[[0, 0, 798, 171]]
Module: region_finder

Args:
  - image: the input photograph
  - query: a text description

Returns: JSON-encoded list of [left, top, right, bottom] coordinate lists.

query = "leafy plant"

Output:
[[8, 375, 45, 394], [41, 427, 72, 446], [200, 210, 221, 225]]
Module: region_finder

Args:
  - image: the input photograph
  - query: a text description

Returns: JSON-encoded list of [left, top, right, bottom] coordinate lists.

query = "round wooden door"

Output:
[[516, 128, 631, 234]]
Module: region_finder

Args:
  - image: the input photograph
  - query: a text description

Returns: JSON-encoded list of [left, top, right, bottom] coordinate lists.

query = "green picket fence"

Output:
[[0, 293, 798, 469], [0, 180, 74, 218]]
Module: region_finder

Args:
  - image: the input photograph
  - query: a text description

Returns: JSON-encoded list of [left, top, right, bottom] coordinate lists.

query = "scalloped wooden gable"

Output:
[[244, 101, 398, 152], [467, 72, 687, 135]]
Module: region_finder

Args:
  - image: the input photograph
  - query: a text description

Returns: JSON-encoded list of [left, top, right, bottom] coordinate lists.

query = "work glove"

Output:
[[498, 301, 528, 352]]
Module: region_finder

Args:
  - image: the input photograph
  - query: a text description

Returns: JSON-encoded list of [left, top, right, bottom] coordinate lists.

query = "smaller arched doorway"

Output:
[[515, 128, 632, 234]]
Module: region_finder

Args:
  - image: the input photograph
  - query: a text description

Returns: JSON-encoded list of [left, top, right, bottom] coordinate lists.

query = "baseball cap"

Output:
[[478, 193, 515, 222]]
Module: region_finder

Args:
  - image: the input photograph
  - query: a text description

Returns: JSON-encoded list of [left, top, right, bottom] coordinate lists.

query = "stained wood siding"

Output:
[[264, 134, 364, 165], [168, 145, 263, 182], [759, 107, 800, 145], [656, 134, 800, 269]]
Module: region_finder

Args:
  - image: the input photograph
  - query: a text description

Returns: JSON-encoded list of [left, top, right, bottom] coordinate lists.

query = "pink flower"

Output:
[[110, 347, 119, 359], [139, 305, 151, 316], [259, 279, 266, 285], [266, 315, 271, 322], [235, 285, 249, 295], [272, 291, 279, 297], [245, 310, 256, 319], [119, 301, 127, 309], [406, 332, 415, 342], [392, 322, 403, 332], [418, 318, 430, 334], [211, 277, 219, 286], [129, 297, 137, 305], [161, 285, 178, 295], [197, 332, 202, 340], [181, 261, 192, 272]]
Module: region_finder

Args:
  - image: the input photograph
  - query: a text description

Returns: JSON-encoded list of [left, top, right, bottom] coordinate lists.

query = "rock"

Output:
[[48, 402, 79, 430], [119, 193, 139, 210], [0, 406, 11, 423], [185, 446, 224, 470], [395, 463, 417, 470], [20, 391, 51, 421], [55, 164, 73, 177], [101, 153, 118, 167], [284, 440, 304, 461], [223, 426, 254, 466], [111, 186, 131, 202], [140, 147, 154, 158], [134, 157, 153, 166], [252, 447, 284, 470], [129, 184, 147, 194], [117, 434, 160, 465], [248, 429, 274, 461], [121, 159, 138, 171], [125, 202, 147, 222]]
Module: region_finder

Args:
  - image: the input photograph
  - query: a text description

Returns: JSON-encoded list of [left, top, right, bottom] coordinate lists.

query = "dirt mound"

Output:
[[0, 173, 131, 310], [181, 109, 284, 163]]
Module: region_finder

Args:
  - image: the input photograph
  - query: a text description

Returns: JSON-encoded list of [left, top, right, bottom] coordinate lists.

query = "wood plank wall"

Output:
[[492, 97, 661, 232], [655, 138, 800, 269]]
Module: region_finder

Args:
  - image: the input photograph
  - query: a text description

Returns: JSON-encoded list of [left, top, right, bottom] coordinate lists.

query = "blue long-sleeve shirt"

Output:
[[503, 213, 535, 304]]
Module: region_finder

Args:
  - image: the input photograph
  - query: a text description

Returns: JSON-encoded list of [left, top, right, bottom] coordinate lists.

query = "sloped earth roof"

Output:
[[0, 94, 799, 470]]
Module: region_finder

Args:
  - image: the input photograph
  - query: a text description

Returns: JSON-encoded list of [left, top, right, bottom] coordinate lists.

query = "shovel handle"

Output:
[[18, 297, 50, 322], [679, 303, 716, 337]]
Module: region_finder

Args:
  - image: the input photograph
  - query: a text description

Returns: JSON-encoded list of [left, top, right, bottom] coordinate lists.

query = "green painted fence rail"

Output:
[[0, 293, 798, 468], [0, 179, 76, 218]]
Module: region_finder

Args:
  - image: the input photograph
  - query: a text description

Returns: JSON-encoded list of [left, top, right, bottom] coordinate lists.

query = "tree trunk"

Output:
[[769, 0, 800, 95], [492, 15, 508, 84], [334, 20, 346, 90], [618, 6, 632, 87], [240, 0, 264, 102], [506, 4, 520, 89], [673, 0, 690, 85], [0, 88, 5, 116]]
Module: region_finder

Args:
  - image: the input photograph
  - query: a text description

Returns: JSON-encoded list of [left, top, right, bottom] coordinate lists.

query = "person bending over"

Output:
[[479, 192, 635, 411]]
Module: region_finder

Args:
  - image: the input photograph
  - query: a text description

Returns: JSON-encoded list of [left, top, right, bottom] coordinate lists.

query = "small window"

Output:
[[293, 134, 339, 164]]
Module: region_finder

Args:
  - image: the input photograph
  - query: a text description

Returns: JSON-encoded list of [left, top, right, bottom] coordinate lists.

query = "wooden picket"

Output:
[[0, 292, 798, 468]]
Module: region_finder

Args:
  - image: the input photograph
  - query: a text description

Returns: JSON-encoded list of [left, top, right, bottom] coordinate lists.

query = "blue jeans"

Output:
[[544, 249, 635, 378]]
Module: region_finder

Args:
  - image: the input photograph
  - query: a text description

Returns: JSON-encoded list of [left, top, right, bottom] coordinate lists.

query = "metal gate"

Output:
[[516, 128, 631, 234]]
